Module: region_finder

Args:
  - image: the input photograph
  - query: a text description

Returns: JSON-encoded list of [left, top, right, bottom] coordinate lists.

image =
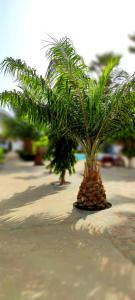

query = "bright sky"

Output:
[[0, 0, 135, 94]]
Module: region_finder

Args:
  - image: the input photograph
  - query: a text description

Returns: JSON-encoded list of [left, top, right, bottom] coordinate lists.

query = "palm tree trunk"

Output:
[[59, 170, 66, 185], [74, 156, 111, 210]]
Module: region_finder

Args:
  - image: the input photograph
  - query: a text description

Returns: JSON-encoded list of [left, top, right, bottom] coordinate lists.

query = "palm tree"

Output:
[[0, 59, 77, 179], [0, 37, 134, 210]]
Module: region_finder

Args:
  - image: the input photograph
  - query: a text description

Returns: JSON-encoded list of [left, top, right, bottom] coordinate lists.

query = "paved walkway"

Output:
[[0, 153, 135, 300]]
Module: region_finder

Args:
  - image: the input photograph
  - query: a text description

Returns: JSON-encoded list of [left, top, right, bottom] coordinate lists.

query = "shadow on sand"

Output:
[[0, 191, 134, 299]]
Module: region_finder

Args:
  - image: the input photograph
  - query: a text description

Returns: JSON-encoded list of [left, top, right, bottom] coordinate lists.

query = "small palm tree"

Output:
[[46, 133, 77, 185], [0, 37, 134, 210]]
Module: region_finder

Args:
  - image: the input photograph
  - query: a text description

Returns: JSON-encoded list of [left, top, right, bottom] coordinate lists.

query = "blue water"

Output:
[[75, 153, 104, 161], [75, 153, 86, 160]]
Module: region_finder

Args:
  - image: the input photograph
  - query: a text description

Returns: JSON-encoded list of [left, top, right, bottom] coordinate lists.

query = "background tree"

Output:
[[0, 60, 77, 178], [3, 115, 42, 163], [33, 135, 49, 165], [0, 148, 5, 165], [89, 52, 121, 76], [111, 129, 135, 168], [46, 133, 77, 185], [0, 37, 134, 211]]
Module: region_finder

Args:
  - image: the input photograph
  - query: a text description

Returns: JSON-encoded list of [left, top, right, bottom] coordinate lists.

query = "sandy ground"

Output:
[[0, 153, 135, 300]]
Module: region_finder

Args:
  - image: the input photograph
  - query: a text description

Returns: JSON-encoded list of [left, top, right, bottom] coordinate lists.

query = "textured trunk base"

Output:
[[74, 168, 112, 211], [73, 201, 112, 211]]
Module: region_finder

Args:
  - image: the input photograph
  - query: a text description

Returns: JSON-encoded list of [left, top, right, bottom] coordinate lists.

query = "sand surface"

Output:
[[0, 153, 135, 300]]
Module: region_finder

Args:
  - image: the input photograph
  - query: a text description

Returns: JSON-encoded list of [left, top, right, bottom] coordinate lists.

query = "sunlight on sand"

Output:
[[0, 192, 73, 224], [87, 288, 131, 300], [0, 190, 135, 236], [0, 159, 135, 237], [0, 158, 135, 300], [74, 203, 135, 234]]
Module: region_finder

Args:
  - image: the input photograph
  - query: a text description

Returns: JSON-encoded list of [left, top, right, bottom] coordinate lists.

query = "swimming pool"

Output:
[[75, 153, 104, 161], [75, 153, 86, 160]]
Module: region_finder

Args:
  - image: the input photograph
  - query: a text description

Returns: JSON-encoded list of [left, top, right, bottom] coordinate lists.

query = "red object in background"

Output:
[[100, 154, 125, 167], [113, 155, 125, 166], [34, 147, 44, 166]]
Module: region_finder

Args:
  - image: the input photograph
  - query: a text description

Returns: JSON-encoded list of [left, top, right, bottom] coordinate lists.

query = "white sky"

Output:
[[0, 0, 135, 94]]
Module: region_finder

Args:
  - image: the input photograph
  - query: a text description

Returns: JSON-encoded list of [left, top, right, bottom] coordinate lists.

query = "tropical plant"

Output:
[[33, 135, 48, 165], [0, 37, 134, 210], [46, 134, 77, 185], [110, 128, 135, 168], [3, 115, 41, 161]]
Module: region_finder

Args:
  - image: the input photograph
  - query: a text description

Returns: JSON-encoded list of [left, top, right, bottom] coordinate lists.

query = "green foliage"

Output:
[[0, 57, 49, 127], [33, 136, 49, 154], [0, 148, 5, 164], [46, 134, 77, 179], [3, 116, 40, 140], [123, 145, 135, 159], [0, 37, 134, 163], [111, 127, 135, 159], [17, 150, 35, 161], [89, 52, 121, 74]]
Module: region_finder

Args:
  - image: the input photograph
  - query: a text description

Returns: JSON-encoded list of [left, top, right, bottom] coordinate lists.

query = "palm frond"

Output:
[[0, 90, 49, 127], [0, 57, 46, 91]]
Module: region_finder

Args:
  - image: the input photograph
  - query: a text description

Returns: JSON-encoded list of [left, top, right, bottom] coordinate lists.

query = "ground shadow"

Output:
[[0, 190, 134, 229], [14, 171, 51, 180], [0, 183, 67, 214]]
